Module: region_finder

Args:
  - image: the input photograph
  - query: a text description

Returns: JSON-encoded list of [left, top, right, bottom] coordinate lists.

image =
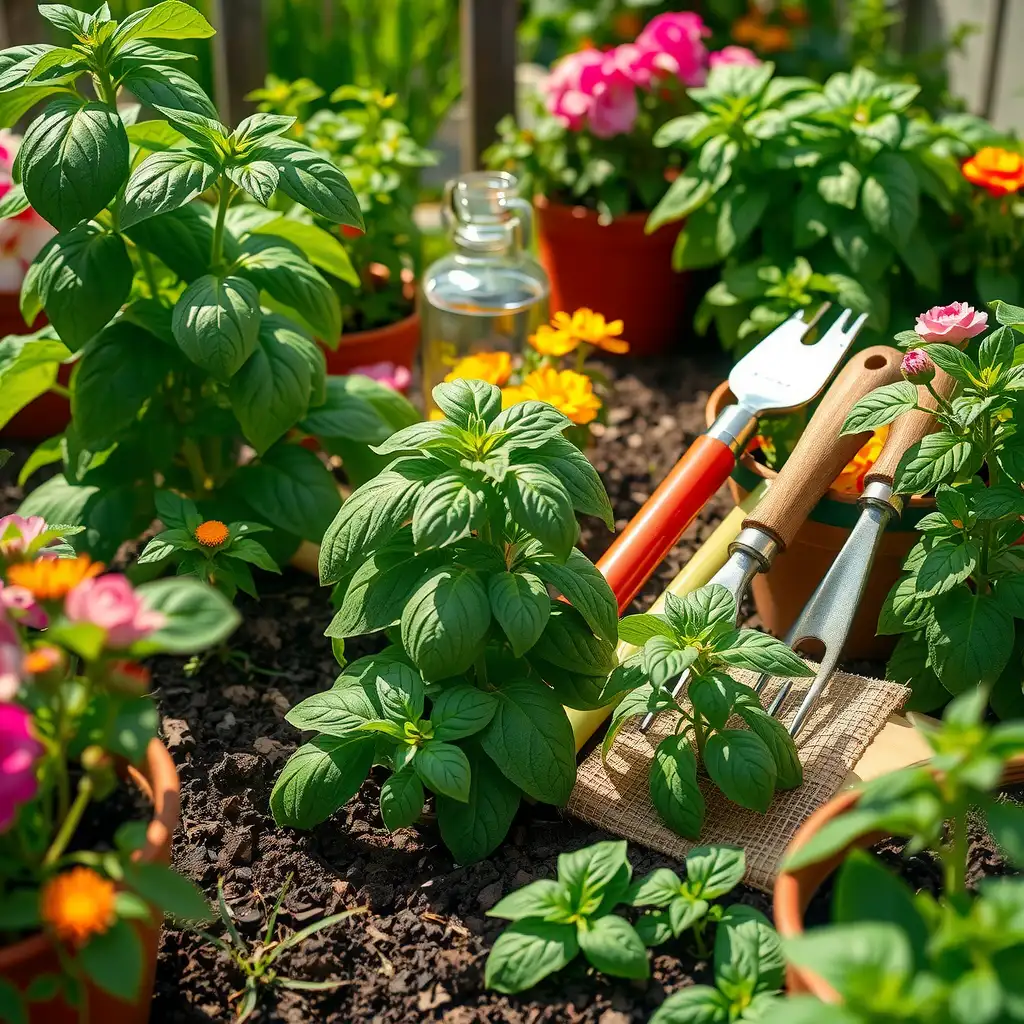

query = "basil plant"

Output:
[[0, 2, 416, 570], [606, 583, 813, 837], [272, 379, 619, 863]]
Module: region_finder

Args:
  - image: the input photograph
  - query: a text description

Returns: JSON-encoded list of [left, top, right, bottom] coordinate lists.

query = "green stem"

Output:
[[692, 918, 709, 958], [138, 246, 161, 298], [944, 800, 968, 898], [49, 383, 71, 399], [43, 777, 93, 869], [923, 380, 954, 418], [181, 438, 210, 495], [210, 183, 234, 270], [692, 713, 707, 760]]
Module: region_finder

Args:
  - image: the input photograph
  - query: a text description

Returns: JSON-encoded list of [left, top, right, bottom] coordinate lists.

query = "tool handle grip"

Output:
[[743, 345, 904, 550], [597, 433, 738, 613], [865, 368, 957, 488]]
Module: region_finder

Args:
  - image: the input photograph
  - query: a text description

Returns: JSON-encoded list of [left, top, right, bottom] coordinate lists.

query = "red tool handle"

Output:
[[596, 433, 737, 613]]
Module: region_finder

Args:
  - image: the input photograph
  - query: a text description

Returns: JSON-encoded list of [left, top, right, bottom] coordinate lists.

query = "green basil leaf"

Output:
[[816, 160, 861, 209], [225, 160, 278, 206], [616, 613, 676, 646], [124, 201, 231, 281], [893, 433, 975, 496], [302, 373, 417, 442], [371, 419, 462, 456], [529, 604, 615, 675], [578, 915, 649, 979], [118, 148, 218, 229], [491, 399, 571, 450], [77, 918, 142, 1002], [488, 570, 551, 657], [647, 173, 712, 232], [21, 97, 129, 231], [972, 483, 1024, 520], [664, 583, 736, 637], [122, 64, 219, 118], [643, 635, 697, 689], [927, 588, 1014, 692], [129, 576, 238, 653], [635, 911, 674, 949], [112, 0, 214, 44], [172, 273, 260, 381], [840, 381, 919, 435], [628, 867, 683, 908], [688, 670, 737, 731], [484, 919, 579, 994], [987, 800, 1024, 869], [684, 844, 746, 899], [520, 436, 614, 528], [379, 767, 423, 832], [528, 548, 618, 644], [430, 685, 498, 742], [736, 705, 803, 789], [412, 469, 486, 551], [704, 729, 777, 813], [252, 216, 358, 286], [715, 629, 814, 678], [414, 739, 471, 802], [433, 378, 502, 427], [0, 44, 54, 92], [650, 733, 704, 839], [920, 343, 978, 385], [488, 879, 572, 922], [668, 895, 711, 936], [715, 903, 785, 995], [0, 181, 29, 220], [502, 463, 576, 561], [557, 839, 629, 909], [861, 152, 919, 245], [647, 984, 731, 1024], [602, 682, 677, 760], [914, 541, 978, 598]]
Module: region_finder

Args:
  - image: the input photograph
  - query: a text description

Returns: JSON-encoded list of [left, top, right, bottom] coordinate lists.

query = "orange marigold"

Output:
[[41, 867, 116, 945], [962, 147, 1024, 198], [834, 426, 888, 494], [443, 351, 513, 386], [7, 555, 103, 601], [23, 646, 64, 676], [194, 520, 229, 547], [501, 368, 602, 425], [544, 309, 629, 355]]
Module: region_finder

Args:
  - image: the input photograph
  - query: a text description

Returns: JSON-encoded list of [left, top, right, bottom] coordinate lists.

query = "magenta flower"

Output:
[[0, 514, 48, 559], [901, 349, 936, 385], [545, 48, 639, 138], [65, 574, 165, 649], [914, 302, 989, 347], [0, 703, 41, 832], [709, 46, 761, 68], [1, 585, 47, 630], [348, 361, 412, 392], [635, 11, 710, 87]]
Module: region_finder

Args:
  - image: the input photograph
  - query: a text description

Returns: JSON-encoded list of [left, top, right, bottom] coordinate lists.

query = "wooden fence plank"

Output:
[[211, 0, 268, 127], [0, 0, 43, 48]]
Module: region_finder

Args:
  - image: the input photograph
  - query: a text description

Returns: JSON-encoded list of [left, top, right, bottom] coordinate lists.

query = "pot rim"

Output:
[[335, 308, 420, 348], [706, 380, 935, 511], [534, 193, 653, 226], [0, 737, 180, 969], [774, 753, 1024, 1001]]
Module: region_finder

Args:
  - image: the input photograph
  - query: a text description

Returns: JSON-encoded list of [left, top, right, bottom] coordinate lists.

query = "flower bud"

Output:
[[901, 349, 935, 385], [81, 745, 116, 799]]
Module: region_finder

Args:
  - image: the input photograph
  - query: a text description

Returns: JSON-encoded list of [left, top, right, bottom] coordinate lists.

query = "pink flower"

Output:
[[709, 46, 762, 68], [0, 514, 48, 559], [901, 349, 936, 384], [0, 645, 22, 702], [635, 11, 710, 87], [0, 131, 55, 294], [0, 585, 47, 630], [65, 574, 165, 649], [349, 361, 412, 392], [914, 302, 989, 347], [0, 703, 41, 832], [545, 48, 639, 138]]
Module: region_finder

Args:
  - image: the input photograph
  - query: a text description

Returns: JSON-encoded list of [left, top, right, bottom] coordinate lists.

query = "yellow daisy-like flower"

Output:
[[194, 520, 229, 547], [41, 867, 116, 945], [501, 368, 602, 426], [7, 555, 103, 602], [443, 351, 512, 386], [544, 309, 629, 355], [528, 323, 577, 357]]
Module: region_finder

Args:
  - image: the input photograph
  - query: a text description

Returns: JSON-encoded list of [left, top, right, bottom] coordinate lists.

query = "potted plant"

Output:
[[769, 686, 1024, 1015], [0, 513, 239, 1023], [247, 78, 436, 379], [0, 1, 413, 583], [485, 11, 760, 355]]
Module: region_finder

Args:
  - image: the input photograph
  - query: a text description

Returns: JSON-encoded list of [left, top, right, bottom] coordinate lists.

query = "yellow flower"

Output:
[[548, 308, 629, 355], [443, 351, 512, 385], [501, 368, 602, 425], [528, 323, 577, 357], [7, 555, 103, 601], [41, 867, 116, 945], [834, 426, 888, 494], [428, 408, 446, 421], [194, 520, 229, 547]]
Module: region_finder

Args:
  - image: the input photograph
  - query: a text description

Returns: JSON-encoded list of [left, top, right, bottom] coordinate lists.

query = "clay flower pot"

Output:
[[0, 295, 69, 441], [774, 755, 1024, 999], [534, 195, 687, 357], [706, 381, 932, 660], [0, 738, 181, 1024], [320, 310, 421, 379]]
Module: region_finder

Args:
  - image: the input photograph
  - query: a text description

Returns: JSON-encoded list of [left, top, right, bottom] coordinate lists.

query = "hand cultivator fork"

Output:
[[638, 339, 904, 733], [754, 369, 955, 738], [599, 304, 864, 614]]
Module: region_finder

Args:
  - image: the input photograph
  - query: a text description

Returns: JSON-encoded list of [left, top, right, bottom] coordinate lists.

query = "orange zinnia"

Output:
[[194, 520, 229, 547], [962, 147, 1024, 198], [7, 555, 103, 601], [501, 368, 603, 425], [41, 867, 116, 945], [444, 351, 513, 386]]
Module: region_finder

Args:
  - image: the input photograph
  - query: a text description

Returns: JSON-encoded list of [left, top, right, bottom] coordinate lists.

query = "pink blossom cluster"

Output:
[[543, 12, 759, 138], [349, 361, 412, 392], [914, 302, 989, 348], [0, 131, 54, 293]]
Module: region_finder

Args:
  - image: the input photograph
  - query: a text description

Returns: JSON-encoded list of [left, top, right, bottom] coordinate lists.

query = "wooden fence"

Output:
[[0, 0, 1020, 166]]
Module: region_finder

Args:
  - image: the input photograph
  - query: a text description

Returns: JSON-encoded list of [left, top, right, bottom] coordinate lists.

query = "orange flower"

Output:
[[834, 426, 888, 494], [963, 147, 1024, 197], [194, 520, 229, 547], [7, 555, 103, 601], [731, 12, 764, 45], [41, 867, 116, 945], [501, 368, 602, 425], [444, 351, 513, 386], [534, 309, 629, 356], [756, 24, 792, 53], [23, 646, 64, 676]]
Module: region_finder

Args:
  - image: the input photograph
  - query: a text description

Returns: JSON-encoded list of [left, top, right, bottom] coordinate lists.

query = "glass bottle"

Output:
[[420, 171, 549, 409]]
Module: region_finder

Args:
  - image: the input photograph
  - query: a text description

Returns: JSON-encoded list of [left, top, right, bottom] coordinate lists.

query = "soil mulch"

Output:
[[1, 349, 1014, 1022]]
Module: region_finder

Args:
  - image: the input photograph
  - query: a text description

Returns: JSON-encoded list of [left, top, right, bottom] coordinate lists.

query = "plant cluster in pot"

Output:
[[248, 77, 437, 383], [0, 513, 239, 1024], [485, 12, 763, 356]]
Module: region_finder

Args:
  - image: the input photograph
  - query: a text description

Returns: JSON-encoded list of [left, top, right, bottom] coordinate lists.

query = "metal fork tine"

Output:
[[795, 301, 831, 330]]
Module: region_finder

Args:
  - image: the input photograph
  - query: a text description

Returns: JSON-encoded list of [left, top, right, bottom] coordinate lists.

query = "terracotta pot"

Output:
[[775, 755, 1024, 999], [0, 296, 70, 441], [0, 738, 180, 1024], [534, 196, 687, 357], [706, 381, 932, 661], [320, 310, 420, 379]]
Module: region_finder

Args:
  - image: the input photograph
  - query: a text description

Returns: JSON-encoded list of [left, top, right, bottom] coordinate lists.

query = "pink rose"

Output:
[[709, 46, 761, 68], [0, 585, 46, 630], [901, 349, 936, 384], [0, 514, 48, 559], [349, 362, 412, 392], [914, 302, 989, 347], [635, 11, 710, 87], [0, 703, 40, 832], [545, 48, 639, 138], [0, 645, 22, 702], [65, 574, 165, 649]]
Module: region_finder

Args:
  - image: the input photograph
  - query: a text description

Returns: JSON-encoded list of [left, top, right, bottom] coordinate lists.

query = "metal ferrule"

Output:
[[728, 527, 780, 571], [859, 479, 902, 517], [708, 404, 759, 456]]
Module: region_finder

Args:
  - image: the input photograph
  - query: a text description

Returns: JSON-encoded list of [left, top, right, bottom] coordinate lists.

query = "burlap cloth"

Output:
[[568, 667, 909, 892]]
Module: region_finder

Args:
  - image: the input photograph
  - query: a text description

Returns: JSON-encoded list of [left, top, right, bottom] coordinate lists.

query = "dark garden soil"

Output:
[[1, 350, 1016, 1022]]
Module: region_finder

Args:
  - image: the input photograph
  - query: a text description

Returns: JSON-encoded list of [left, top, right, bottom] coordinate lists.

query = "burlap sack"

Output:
[[568, 668, 909, 892]]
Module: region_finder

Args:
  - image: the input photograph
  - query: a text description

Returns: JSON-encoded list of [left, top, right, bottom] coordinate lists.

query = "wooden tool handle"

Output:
[[743, 345, 904, 549], [865, 368, 956, 488]]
